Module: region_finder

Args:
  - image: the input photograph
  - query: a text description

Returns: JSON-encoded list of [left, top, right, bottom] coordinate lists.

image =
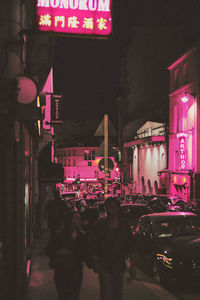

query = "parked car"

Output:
[[148, 198, 169, 212], [175, 200, 187, 211], [120, 203, 153, 229], [132, 212, 200, 287], [152, 194, 183, 205], [125, 193, 141, 203], [60, 191, 79, 202]]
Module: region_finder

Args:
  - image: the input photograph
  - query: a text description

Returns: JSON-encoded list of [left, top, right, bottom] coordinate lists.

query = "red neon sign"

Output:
[[176, 133, 188, 170], [36, 0, 112, 37]]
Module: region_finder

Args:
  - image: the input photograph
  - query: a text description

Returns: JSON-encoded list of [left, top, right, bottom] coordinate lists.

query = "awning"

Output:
[[158, 169, 193, 175], [124, 135, 165, 148]]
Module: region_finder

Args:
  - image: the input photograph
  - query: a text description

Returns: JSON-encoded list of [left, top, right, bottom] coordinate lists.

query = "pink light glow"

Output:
[[181, 96, 189, 103], [168, 52, 190, 70], [80, 178, 97, 181], [65, 177, 76, 181], [26, 260, 31, 276], [36, 0, 112, 37], [179, 136, 186, 170]]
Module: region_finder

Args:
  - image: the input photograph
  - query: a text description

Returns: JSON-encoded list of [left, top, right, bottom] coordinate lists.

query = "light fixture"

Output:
[[181, 92, 192, 103], [181, 95, 189, 103]]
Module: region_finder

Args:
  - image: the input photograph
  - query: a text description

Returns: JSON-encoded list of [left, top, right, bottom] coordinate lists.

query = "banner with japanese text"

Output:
[[36, 0, 112, 37]]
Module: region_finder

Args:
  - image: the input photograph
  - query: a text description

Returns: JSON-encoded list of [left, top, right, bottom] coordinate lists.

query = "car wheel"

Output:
[[152, 262, 163, 285]]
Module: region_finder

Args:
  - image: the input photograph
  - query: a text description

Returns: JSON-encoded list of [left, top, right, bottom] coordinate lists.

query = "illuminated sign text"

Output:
[[177, 135, 187, 170], [37, 0, 110, 12], [36, 0, 112, 36]]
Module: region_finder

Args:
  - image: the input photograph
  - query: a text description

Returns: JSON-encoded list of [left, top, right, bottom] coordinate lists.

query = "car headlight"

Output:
[[156, 253, 173, 269]]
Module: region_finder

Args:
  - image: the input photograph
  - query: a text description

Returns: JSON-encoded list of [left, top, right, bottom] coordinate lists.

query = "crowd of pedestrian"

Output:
[[43, 189, 136, 300]]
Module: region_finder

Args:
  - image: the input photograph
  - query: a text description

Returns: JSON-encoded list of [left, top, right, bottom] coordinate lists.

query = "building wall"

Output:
[[124, 122, 167, 195], [0, 1, 55, 299], [133, 142, 167, 194], [167, 45, 200, 201], [56, 147, 119, 181]]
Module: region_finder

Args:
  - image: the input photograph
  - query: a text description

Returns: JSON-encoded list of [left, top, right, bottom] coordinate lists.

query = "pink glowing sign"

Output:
[[36, 0, 112, 37], [176, 133, 188, 170]]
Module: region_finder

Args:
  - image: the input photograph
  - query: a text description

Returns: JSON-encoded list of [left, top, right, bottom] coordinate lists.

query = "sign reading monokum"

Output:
[[36, 0, 112, 36]]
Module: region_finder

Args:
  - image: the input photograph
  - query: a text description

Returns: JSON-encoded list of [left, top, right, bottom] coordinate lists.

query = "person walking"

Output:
[[89, 197, 135, 300], [44, 189, 67, 237], [45, 211, 90, 300]]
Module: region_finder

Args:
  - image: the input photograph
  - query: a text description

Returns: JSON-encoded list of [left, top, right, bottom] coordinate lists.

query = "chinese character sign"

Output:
[[36, 0, 112, 37]]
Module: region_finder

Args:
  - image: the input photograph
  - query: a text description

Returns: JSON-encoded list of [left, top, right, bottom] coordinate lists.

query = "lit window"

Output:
[[84, 150, 95, 160]]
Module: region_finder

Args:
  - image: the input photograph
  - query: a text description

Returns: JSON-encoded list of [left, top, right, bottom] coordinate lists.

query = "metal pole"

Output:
[[104, 114, 108, 198]]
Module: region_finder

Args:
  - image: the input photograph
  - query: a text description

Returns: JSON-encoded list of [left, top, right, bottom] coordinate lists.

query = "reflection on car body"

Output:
[[133, 212, 200, 287], [120, 203, 153, 228]]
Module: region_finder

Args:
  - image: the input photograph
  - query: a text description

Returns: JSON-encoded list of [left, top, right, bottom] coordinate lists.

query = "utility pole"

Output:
[[118, 49, 130, 197], [104, 114, 109, 198]]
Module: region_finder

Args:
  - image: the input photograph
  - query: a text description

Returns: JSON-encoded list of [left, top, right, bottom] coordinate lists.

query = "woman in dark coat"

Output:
[[45, 211, 90, 300]]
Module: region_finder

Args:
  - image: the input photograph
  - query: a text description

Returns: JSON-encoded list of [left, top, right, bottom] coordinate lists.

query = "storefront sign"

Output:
[[176, 133, 188, 170], [36, 0, 112, 37], [51, 94, 64, 123]]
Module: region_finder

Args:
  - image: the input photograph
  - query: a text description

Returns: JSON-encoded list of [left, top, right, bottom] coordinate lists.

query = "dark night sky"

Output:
[[53, 0, 200, 129]]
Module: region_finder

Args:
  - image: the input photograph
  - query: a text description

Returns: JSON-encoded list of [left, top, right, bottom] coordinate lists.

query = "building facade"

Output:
[[0, 1, 55, 299], [159, 44, 200, 202], [124, 122, 167, 195], [56, 145, 119, 183]]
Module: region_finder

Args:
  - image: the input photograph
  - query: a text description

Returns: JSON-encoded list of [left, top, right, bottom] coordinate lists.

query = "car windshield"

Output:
[[152, 216, 200, 238]]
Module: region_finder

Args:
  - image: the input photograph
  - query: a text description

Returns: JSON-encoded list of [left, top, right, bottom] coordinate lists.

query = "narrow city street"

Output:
[[26, 230, 182, 300]]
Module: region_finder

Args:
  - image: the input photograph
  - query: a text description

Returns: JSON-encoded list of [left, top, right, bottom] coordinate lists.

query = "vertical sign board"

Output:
[[176, 133, 188, 170], [36, 0, 112, 38], [51, 94, 64, 123]]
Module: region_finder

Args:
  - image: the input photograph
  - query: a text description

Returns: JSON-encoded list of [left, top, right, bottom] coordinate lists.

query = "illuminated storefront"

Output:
[[36, 0, 112, 37], [159, 47, 200, 202], [124, 122, 167, 195]]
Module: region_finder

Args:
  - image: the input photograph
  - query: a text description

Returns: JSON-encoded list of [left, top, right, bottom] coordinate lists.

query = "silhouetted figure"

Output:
[[82, 205, 99, 230], [44, 189, 67, 237], [45, 211, 90, 300], [89, 197, 135, 300]]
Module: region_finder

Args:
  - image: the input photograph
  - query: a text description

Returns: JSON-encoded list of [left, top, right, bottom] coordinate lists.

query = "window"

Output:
[[141, 176, 145, 194], [84, 150, 95, 160], [154, 181, 158, 194], [88, 162, 92, 166]]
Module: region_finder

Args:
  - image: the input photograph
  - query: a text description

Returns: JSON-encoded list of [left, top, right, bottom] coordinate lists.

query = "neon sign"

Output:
[[176, 132, 188, 139], [178, 135, 187, 170], [36, 0, 112, 37]]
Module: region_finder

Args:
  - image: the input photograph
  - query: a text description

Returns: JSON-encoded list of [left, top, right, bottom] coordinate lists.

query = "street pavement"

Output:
[[25, 230, 179, 300]]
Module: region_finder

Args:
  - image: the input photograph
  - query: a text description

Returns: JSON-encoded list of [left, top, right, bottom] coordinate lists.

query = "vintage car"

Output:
[[132, 212, 200, 287]]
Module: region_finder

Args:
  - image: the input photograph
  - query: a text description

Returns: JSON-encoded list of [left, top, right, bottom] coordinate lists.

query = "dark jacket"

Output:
[[89, 218, 134, 272], [45, 229, 90, 272]]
